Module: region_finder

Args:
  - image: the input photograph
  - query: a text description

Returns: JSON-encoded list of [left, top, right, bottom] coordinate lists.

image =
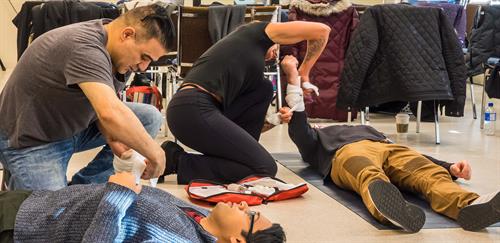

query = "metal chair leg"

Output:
[[276, 63, 283, 109], [360, 110, 366, 125], [480, 72, 488, 129], [469, 77, 477, 119], [434, 100, 440, 145], [416, 101, 422, 133], [347, 110, 352, 125]]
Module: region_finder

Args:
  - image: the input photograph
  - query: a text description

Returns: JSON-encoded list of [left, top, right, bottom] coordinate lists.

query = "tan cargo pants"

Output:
[[330, 140, 479, 223]]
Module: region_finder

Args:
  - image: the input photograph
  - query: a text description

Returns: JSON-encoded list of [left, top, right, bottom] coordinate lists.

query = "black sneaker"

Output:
[[158, 141, 184, 183], [368, 180, 426, 233], [458, 191, 500, 231]]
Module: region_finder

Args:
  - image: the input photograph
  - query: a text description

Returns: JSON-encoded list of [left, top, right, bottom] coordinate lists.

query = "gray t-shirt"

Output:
[[0, 19, 125, 148]]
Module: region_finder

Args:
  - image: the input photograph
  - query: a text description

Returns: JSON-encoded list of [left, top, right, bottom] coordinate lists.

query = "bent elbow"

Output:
[[320, 24, 331, 38]]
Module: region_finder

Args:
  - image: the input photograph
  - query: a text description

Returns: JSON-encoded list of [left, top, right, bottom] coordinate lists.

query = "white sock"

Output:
[[471, 190, 500, 205]]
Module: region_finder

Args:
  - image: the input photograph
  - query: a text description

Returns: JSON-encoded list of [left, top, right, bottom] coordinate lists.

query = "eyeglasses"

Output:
[[246, 210, 259, 240]]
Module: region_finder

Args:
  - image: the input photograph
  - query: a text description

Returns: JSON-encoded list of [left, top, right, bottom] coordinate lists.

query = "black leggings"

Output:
[[167, 80, 276, 184]]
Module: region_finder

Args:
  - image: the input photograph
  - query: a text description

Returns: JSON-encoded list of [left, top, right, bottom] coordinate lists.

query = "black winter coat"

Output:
[[337, 4, 467, 117], [466, 6, 500, 77]]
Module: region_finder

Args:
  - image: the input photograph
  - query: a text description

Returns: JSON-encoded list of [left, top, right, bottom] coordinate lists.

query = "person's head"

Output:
[[202, 202, 286, 243], [106, 4, 175, 74]]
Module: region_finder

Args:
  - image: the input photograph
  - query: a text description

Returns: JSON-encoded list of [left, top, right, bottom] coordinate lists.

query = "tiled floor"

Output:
[[1, 69, 499, 242]]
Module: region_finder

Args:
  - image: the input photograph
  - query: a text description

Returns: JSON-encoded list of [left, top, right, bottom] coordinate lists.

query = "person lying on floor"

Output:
[[277, 55, 500, 233], [0, 172, 285, 243]]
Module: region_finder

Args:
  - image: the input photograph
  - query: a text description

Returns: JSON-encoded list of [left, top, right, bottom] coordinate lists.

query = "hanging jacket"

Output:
[[12, 1, 44, 60], [338, 4, 467, 117], [466, 5, 500, 77], [32, 1, 119, 40], [486, 63, 500, 99], [416, 2, 466, 48], [208, 5, 246, 44], [281, 0, 358, 121]]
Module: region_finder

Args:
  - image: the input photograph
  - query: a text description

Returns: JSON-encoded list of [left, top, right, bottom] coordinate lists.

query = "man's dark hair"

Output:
[[119, 4, 176, 51], [243, 223, 286, 243]]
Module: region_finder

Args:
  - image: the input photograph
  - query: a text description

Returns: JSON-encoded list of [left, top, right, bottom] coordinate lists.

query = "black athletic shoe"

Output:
[[368, 180, 426, 233], [457, 191, 500, 231], [158, 140, 184, 183]]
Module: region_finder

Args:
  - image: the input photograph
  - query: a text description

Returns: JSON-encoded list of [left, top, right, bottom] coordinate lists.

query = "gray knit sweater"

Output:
[[14, 183, 217, 242]]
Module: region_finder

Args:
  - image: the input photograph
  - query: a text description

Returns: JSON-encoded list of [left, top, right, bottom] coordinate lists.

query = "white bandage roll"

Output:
[[285, 84, 305, 112], [113, 150, 158, 187], [302, 82, 320, 96]]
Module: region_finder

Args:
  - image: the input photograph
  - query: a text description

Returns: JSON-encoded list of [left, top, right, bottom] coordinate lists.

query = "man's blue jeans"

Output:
[[0, 102, 162, 190]]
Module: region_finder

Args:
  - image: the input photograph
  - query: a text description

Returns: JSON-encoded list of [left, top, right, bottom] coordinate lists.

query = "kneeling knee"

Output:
[[261, 159, 278, 176], [141, 106, 163, 131]]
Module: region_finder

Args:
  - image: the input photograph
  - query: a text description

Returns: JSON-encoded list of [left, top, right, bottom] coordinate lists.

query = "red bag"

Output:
[[186, 175, 308, 206], [125, 84, 163, 110]]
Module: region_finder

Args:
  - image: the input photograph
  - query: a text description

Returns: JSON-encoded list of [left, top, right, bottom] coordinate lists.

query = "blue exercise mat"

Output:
[[273, 153, 500, 230]]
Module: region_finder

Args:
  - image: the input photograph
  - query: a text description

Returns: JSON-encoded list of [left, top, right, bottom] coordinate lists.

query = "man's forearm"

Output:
[[98, 101, 162, 165]]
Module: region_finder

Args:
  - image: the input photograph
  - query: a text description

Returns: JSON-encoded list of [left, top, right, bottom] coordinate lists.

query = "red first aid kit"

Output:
[[186, 175, 308, 205], [125, 84, 163, 111]]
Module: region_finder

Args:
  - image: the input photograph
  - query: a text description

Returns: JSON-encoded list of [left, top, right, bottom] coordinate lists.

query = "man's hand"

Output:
[[141, 148, 166, 180], [108, 172, 142, 194], [450, 160, 471, 180], [279, 107, 293, 123]]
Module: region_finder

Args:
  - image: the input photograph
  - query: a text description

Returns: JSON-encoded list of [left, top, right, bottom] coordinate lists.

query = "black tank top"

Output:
[[184, 22, 275, 109]]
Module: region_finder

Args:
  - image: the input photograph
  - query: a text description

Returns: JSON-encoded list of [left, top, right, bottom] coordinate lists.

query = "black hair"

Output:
[[243, 223, 286, 243], [120, 3, 176, 51]]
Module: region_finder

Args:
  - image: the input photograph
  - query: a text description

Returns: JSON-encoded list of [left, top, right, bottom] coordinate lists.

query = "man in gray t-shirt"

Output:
[[0, 5, 174, 190]]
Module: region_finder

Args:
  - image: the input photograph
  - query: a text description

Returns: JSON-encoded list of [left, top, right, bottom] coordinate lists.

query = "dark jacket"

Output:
[[12, 1, 44, 60], [13, 1, 119, 59], [208, 5, 246, 44], [32, 1, 119, 39], [416, 2, 466, 48], [486, 63, 500, 99], [288, 111, 454, 179], [466, 6, 500, 77], [338, 4, 467, 117], [281, 0, 359, 121]]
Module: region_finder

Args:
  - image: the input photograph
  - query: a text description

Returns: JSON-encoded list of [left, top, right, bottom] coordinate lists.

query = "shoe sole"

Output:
[[458, 192, 500, 231], [368, 180, 425, 233]]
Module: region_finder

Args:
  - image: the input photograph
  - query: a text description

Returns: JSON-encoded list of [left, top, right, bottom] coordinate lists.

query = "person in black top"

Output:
[[162, 21, 331, 184], [276, 55, 500, 233]]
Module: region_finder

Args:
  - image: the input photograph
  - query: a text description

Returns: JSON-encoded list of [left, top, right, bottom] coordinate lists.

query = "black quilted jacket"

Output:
[[466, 6, 500, 77], [338, 4, 467, 117]]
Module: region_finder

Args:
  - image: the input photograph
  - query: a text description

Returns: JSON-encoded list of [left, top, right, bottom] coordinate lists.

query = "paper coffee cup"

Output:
[[395, 113, 410, 134]]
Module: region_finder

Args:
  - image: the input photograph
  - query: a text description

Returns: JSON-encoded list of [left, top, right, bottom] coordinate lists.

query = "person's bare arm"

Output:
[[281, 55, 300, 86], [79, 81, 165, 179], [265, 21, 330, 83]]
